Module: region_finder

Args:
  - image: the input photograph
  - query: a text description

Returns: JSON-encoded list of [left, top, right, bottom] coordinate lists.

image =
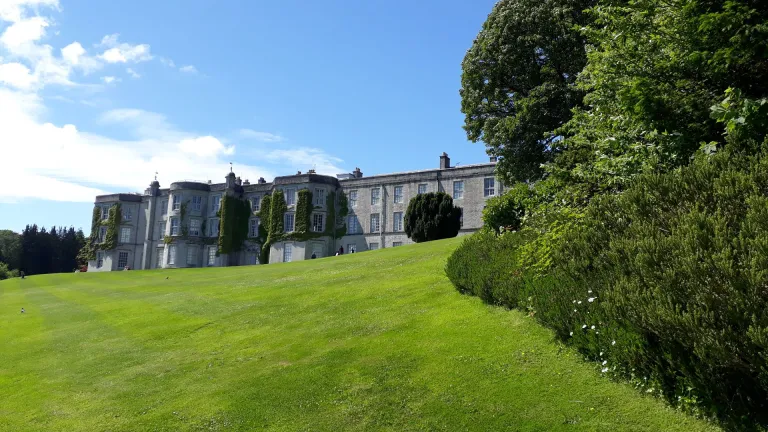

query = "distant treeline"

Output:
[[0, 225, 86, 279]]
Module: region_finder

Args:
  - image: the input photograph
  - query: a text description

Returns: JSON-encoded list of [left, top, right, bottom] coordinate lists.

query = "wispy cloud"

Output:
[[179, 64, 197, 74], [125, 67, 139, 79], [100, 75, 119, 84], [239, 128, 284, 142], [97, 33, 152, 64]]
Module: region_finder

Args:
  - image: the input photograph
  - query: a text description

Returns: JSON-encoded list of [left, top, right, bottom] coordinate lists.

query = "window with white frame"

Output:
[[170, 218, 180, 235], [349, 190, 358, 208], [192, 196, 202, 211], [190, 219, 201, 236], [161, 199, 168, 215], [99, 226, 107, 243], [157, 221, 166, 239], [187, 246, 197, 266], [393, 212, 403, 232], [347, 215, 360, 234], [210, 195, 221, 214], [315, 188, 325, 206], [172, 194, 181, 211], [249, 218, 259, 237], [394, 186, 403, 203], [484, 178, 495, 197], [118, 251, 128, 269], [124, 207, 132, 221], [347, 244, 356, 253], [369, 242, 379, 250], [284, 213, 295, 232], [156, 248, 164, 268], [312, 213, 324, 232], [251, 196, 261, 211], [101, 206, 109, 220], [371, 188, 381, 205], [168, 245, 177, 265], [207, 246, 216, 266], [418, 184, 427, 194], [393, 242, 403, 247], [285, 188, 296, 205], [370, 213, 381, 233], [283, 243, 293, 262], [96, 251, 104, 268], [453, 181, 464, 200], [120, 227, 131, 243], [209, 218, 219, 237]]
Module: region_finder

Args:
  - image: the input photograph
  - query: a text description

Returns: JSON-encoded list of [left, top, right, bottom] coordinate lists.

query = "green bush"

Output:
[[0, 262, 10, 280], [405, 192, 461, 243]]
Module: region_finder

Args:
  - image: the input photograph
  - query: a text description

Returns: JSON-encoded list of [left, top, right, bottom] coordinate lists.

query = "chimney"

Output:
[[236, 176, 242, 186], [258, 177, 266, 184], [353, 167, 363, 178], [308, 169, 316, 174], [243, 179, 250, 185], [297, 170, 302, 175], [490, 156, 498, 163], [440, 152, 451, 169]]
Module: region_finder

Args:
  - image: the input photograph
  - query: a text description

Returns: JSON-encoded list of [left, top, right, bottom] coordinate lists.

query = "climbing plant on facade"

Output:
[[101, 203, 122, 250], [217, 195, 251, 254], [296, 189, 313, 234], [257, 194, 272, 263]]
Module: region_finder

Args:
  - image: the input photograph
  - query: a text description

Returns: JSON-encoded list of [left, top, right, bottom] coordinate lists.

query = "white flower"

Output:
[[569, 332, 574, 336], [574, 309, 577, 312], [582, 325, 587, 329], [612, 340, 616, 346], [596, 331, 600, 334], [588, 297, 596, 302], [573, 300, 577, 304], [578, 301, 582, 304], [588, 290, 592, 294], [591, 325, 595, 330], [599, 352, 603, 356], [601, 368, 608, 373], [602, 360, 608, 365]]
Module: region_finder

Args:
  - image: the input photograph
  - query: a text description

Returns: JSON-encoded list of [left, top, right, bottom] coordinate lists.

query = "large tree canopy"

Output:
[[460, 0, 594, 184]]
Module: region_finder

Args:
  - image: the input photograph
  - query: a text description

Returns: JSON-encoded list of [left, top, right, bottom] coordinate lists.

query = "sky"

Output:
[[0, 0, 498, 233]]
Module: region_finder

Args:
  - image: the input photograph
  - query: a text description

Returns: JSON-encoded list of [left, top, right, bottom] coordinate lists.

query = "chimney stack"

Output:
[[258, 177, 266, 184], [353, 167, 363, 178], [440, 152, 451, 170]]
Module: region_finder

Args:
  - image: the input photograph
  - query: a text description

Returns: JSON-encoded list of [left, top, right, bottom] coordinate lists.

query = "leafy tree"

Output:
[[404, 192, 462, 243], [460, 0, 594, 184], [0, 229, 21, 270]]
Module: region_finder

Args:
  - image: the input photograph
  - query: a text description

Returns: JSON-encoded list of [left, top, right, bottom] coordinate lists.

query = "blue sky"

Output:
[[0, 0, 497, 233]]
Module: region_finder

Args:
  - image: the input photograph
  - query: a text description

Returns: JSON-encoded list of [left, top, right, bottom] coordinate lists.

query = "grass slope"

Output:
[[0, 238, 717, 431]]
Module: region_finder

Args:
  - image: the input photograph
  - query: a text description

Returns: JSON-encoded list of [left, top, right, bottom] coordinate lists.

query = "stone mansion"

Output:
[[87, 153, 500, 271]]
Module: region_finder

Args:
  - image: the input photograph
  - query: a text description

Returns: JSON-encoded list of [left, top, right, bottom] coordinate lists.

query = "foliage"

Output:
[[481, 183, 535, 233], [19, 224, 87, 275], [296, 189, 313, 234], [337, 192, 348, 219], [460, 0, 594, 184], [0, 262, 10, 280], [101, 203, 121, 250], [0, 229, 22, 270], [217, 195, 251, 255], [257, 194, 272, 263], [0, 238, 714, 432], [404, 192, 461, 243]]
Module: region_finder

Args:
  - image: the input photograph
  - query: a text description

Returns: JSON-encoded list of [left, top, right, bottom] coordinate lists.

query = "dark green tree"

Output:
[[404, 192, 462, 243], [0, 229, 22, 270], [460, 0, 594, 184]]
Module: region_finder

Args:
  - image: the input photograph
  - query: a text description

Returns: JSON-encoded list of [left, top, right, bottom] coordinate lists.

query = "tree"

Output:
[[404, 192, 462, 243], [0, 229, 21, 270], [460, 0, 594, 184]]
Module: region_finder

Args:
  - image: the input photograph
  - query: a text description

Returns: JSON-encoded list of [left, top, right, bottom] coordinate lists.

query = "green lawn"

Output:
[[0, 238, 717, 431]]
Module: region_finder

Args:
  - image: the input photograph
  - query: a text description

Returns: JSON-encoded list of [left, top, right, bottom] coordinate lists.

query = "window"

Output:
[[453, 181, 464, 200], [170, 217, 180, 235], [315, 188, 325, 206], [161, 200, 168, 215], [118, 251, 128, 269], [370, 214, 380, 233], [312, 243, 323, 258], [187, 246, 197, 266], [369, 242, 379, 250], [172, 194, 181, 211], [157, 221, 166, 239], [96, 251, 104, 268], [209, 218, 219, 237], [418, 184, 427, 194], [249, 218, 260, 237], [347, 215, 360, 234], [394, 186, 403, 203], [484, 178, 496, 197], [120, 227, 131, 243], [98, 226, 107, 243], [207, 246, 216, 266], [192, 196, 202, 211], [168, 245, 177, 265], [312, 214, 324, 232], [251, 196, 261, 211], [190, 219, 201, 236], [285, 188, 296, 205], [124, 207, 132, 221], [284, 213, 295, 232], [371, 188, 381, 205], [283, 243, 293, 262], [347, 244, 356, 253], [393, 212, 403, 232], [101, 206, 109, 220], [349, 190, 358, 208], [156, 249, 163, 268], [210, 195, 221, 214], [393, 242, 403, 247]]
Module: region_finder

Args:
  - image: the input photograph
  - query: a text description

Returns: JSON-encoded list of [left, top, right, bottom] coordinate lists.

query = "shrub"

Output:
[[481, 183, 535, 234], [0, 262, 10, 280], [405, 192, 461, 243]]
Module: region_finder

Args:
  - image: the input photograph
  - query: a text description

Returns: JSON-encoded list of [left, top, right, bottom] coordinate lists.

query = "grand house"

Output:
[[87, 153, 500, 271]]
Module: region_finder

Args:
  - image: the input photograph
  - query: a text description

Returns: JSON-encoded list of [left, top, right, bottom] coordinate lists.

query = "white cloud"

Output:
[[263, 148, 344, 175], [126, 67, 139, 79], [239, 129, 284, 142], [178, 136, 234, 158], [179, 64, 197, 74], [97, 33, 152, 64], [100, 75, 119, 84], [158, 57, 175, 68], [0, 61, 35, 88], [60, 42, 100, 73], [0, 0, 58, 23], [0, 16, 48, 48]]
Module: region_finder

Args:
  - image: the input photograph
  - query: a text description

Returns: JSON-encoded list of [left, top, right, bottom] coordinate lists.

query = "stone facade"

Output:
[[87, 153, 499, 272]]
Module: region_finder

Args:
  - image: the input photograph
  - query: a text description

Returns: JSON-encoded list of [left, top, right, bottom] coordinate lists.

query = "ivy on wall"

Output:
[[218, 194, 251, 254], [101, 203, 122, 250], [258, 194, 272, 263], [296, 189, 313, 233]]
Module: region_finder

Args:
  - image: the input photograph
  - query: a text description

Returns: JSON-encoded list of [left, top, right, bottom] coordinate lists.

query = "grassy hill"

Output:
[[0, 238, 717, 431]]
